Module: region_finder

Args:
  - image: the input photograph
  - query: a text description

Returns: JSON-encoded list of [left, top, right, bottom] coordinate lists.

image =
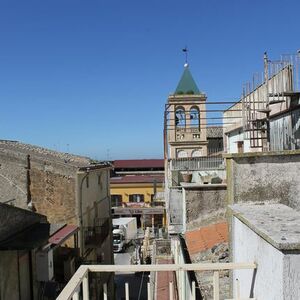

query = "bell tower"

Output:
[[166, 63, 207, 159]]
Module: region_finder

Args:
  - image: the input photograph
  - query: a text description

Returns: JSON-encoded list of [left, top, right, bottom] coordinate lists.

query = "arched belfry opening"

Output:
[[175, 106, 186, 128], [190, 106, 200, 130]]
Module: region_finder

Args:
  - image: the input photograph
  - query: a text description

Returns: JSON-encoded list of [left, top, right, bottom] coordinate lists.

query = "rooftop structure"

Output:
[[175, 65, 201, 95], [223, 51, 300, 153], [113, 159, 164, 170], [230, 203, 300, 250], [165, 64, 208, 160], [206, 126, 223, 139]]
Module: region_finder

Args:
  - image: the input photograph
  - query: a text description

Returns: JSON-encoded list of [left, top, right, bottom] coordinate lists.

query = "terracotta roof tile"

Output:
[[185, 222, 228, 255]]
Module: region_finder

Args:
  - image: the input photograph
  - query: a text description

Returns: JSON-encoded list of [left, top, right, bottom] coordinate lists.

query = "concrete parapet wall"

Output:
[[225, 150, 300, 210], [232, 216, 300, 299], [184, 184, 227, 231]]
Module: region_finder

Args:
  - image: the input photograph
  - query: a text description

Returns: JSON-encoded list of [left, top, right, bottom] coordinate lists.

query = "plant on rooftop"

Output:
[[182, 166, 192, 183]]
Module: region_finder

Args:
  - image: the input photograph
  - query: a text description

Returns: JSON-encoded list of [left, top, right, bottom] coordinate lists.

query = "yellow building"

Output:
[[111, 175, 164, 204], [110, 160, 165, 228]]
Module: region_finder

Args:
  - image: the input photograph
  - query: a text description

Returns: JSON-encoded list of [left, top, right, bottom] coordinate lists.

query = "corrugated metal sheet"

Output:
[[270, 108, 300, 150], [291, 108, 300, 149]]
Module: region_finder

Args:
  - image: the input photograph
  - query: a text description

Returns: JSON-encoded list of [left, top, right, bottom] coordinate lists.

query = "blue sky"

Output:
[[0, 0, 299, 159]]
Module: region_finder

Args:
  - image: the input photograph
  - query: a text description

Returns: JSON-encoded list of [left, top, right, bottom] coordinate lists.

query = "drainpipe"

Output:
[[153, 179, 157, 206], [26, 155, 33, 210], [79, 168, 90, 258]]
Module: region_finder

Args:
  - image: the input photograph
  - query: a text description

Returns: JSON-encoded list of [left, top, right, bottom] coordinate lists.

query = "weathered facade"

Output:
[[0, 140, 114, 297], [225, 150, 300, 209], [184, 184, 227, 231]]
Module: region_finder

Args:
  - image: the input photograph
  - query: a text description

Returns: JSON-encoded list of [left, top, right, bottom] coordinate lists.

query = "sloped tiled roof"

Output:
[[0, 140, 90, 167], [113, 159, 164, 169], [206, 126, 223, 138], [185, 222, 228, 255]]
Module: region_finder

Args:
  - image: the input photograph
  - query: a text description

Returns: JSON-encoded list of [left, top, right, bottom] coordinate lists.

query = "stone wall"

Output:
[[0, 147, 79, 225], [167, 188, 184, 233], [184, 184, 227, 231], [0, 141, 84, 220], [0, 150, 28, 209], [30, 164, 77, 225], [225, 150, 300, 210], [191, 243, 229, 299]]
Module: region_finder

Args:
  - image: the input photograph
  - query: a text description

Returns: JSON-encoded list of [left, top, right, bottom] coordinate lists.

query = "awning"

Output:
[[113, 207, 165, 215], [49, 225, 78, 246]]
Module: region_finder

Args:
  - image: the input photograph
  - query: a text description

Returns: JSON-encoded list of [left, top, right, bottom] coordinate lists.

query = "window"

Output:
[[177, 150, 188, 158], [192, 149, 202, 157], [175, 107, 186, 128], [129, 194, 144, 203], [190, 106, 200, 129], [237, 141, 244, 153], [111, 195, 122, 207]]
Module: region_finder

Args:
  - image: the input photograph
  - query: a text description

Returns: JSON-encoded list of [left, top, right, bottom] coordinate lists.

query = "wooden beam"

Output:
[[213, 271, 219, 300], [87, 262, 256, 273]]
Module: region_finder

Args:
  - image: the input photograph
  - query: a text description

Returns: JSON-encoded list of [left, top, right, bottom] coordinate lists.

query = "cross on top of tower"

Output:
[[182, 46, 189, 67]]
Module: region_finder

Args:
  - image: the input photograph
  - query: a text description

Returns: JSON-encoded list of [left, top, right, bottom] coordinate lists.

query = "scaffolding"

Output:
[[242, 51, 300, 151]]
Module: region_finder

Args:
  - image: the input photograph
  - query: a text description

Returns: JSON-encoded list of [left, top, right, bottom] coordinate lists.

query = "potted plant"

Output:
[[182, 166, 193, 183]]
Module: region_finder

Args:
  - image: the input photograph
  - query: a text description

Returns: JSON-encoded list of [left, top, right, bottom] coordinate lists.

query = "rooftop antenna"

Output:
[[106, 148, 110, 161], [182, 46, 188, 67]]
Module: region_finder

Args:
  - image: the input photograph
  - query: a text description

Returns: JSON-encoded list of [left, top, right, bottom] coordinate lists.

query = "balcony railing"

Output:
[[170, 156, 224, 171], [84, 218, 110, 248], [56, 262, 256, 300]]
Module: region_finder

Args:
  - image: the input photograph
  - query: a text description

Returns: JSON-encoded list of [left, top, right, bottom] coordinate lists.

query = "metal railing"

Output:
[[170, 156, 224, 171], [56, 262, 256, 300]]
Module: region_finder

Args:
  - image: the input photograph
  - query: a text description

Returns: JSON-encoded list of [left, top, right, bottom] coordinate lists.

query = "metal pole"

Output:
[[79, 169, 90, 257], [264, 52, 270, 151]]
